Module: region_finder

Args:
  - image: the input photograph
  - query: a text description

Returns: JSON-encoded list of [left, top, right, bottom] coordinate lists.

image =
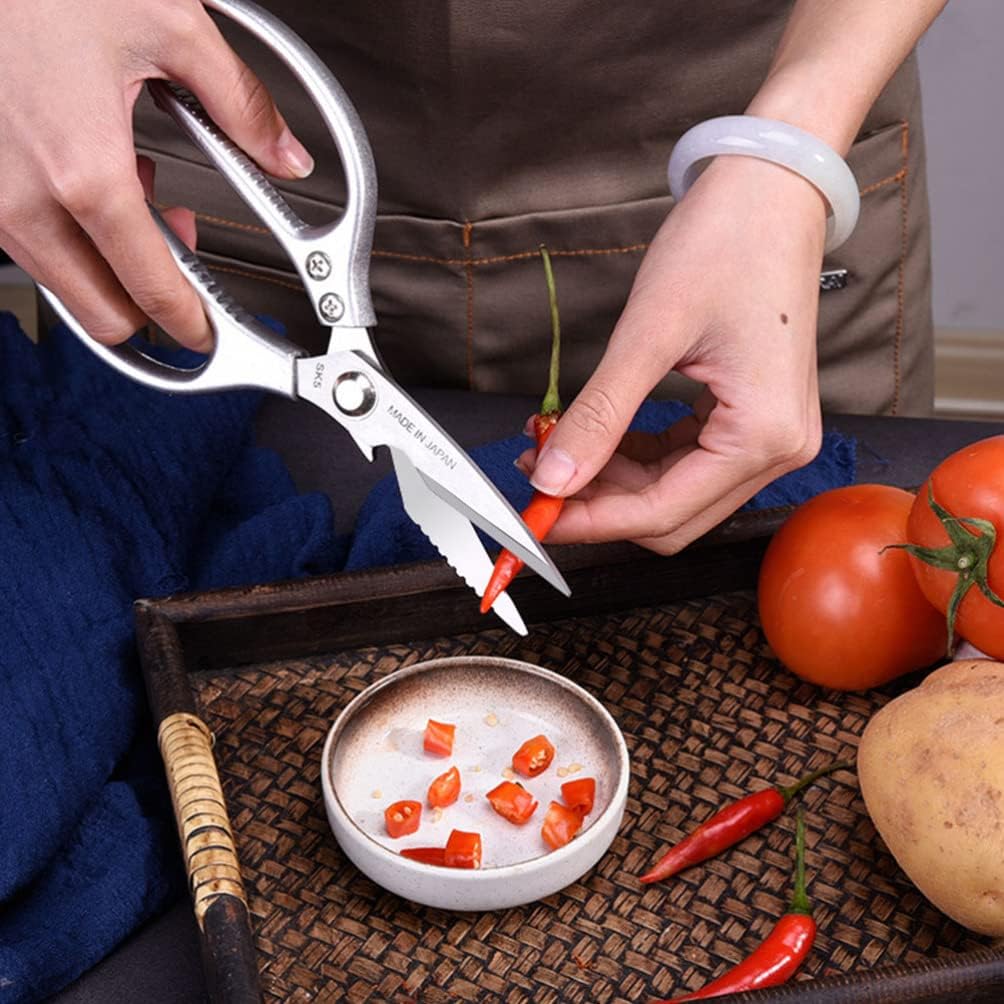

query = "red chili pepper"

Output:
[[423, 719, 455, 757], [486, 780, 539, 825], [400, 846, 447, 866], [427, 765, 461, 808], [511, 733, 556, 778], [444, 829, 482, 869], [560, 777, 596, 815], [639, 761, 850, 884], [655, 810, 815, 1002], [481, 245, 564, 615], [541, 800, 584, 850], [384, 800, 422, 839]]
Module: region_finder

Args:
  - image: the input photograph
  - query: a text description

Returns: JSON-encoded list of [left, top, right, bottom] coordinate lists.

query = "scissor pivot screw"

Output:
[[333, 371, 376, 417], [318, 293, 345, 322], [305, 251, 332, 280]]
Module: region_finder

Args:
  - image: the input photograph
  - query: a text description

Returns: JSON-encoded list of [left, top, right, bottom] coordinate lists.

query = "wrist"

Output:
[[745, 64, 870, 156]]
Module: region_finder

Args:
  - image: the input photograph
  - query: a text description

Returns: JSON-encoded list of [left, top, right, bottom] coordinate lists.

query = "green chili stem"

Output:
[[539, 244, 562, 417], [778, 760, 853, 803], [789, 808, 811, 916]]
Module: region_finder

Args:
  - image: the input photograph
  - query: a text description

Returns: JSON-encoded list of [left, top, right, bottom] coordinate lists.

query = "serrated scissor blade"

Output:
[[391, 448, 527, 635]]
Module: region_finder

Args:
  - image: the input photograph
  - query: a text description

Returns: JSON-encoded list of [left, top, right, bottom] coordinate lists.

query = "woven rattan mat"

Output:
[[189, 590, 988, 1003]]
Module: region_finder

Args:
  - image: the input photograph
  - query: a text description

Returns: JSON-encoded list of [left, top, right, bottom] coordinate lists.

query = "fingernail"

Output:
[[529, 447, 576, 494], [278, 129, 314, 178]]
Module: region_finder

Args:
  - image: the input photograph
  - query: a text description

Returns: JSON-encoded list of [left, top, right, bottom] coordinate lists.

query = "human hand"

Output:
[[520, 155, 829, 554], [0, 0, 312, 351]]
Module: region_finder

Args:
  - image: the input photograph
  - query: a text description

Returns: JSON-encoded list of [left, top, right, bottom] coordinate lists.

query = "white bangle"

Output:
[[667, 115, 860, 253]]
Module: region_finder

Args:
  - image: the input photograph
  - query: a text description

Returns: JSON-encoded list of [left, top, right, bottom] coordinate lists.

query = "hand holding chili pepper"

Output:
[[656, 808, 816, 1002], [481, 245, 564, 614], [640, 760, 850, 884]]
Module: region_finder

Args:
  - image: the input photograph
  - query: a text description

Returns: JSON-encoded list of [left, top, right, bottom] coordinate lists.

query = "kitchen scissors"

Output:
[[37, 0, 569, 635]]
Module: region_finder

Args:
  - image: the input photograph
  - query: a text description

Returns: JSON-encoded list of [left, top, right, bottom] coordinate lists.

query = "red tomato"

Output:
[[428, 766, 461, 808], [486, 780, 538, 824], [541, 801, 583, 850], [560, 778, 595, 816], [423, 719, 455, 757], [400, 846, 446, 866], [906, 436, 1004, 658], [512, 734, 555, 777], [384, 800, 422, 838], [444, 829, 482, 869], [757, 485, 946, 690]]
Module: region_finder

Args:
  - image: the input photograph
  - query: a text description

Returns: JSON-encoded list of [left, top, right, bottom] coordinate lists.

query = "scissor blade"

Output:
[[391, 448, 527, 635], [296, 349, 571, 598]]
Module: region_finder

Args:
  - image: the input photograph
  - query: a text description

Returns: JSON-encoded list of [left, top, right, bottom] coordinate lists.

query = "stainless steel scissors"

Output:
[[37, 0, 569, 634]]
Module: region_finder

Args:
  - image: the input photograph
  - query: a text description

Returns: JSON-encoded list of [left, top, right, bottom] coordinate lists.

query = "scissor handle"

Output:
[[156, 0, 377, 330], [39, 209, 302, 397]]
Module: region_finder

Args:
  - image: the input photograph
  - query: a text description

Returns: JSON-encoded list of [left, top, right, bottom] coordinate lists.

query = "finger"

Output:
[[4, 204, 147, 344], [59, 155, 212, 350], [528, 339, 662, 498], [161, 7, 313, 180], [138, 156, 198, 252]]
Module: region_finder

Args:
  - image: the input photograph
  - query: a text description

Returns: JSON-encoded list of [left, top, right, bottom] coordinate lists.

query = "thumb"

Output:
[[528, 358, 653, 498]]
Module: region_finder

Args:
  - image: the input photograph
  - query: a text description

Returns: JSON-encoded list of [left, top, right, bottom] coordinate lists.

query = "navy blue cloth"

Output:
[[346, 400, 856, 569], [0, 315, 340, 1003], [0, 313, 855, 1002]]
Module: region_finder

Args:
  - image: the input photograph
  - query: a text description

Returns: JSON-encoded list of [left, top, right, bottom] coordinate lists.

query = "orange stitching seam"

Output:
[[891, 120, 910, 415], [463, 221, 475, 390]]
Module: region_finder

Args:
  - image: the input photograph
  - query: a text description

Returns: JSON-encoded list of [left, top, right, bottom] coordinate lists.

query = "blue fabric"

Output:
[[346, 400, 856, 569], [0, 314, 855, 1002], [0, 315, 339, 1003]]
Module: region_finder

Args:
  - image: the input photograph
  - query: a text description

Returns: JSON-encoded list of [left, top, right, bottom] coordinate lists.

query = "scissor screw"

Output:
[[319, 293, 345, 323], [333, 371, 376, 417], [306, 251, 332, 280]]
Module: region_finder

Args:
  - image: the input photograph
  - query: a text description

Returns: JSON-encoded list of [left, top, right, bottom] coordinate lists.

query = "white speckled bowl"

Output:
[[320, 656, 630, 911]]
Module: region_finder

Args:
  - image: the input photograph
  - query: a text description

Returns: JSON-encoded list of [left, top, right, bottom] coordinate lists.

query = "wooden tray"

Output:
[[135, 518, 1004, 1003]]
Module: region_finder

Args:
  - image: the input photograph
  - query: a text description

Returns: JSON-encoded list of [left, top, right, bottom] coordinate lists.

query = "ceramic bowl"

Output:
[[320, 655, 630, 911]]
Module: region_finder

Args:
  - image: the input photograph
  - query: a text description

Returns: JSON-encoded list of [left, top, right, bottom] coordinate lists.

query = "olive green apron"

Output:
[[134, 0, 934, 416]]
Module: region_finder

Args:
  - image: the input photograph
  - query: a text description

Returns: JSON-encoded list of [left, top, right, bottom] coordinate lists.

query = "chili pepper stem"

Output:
[[788, 808, 811, 915], [538, 244, 562, 418], [778, 760, 853, 804]]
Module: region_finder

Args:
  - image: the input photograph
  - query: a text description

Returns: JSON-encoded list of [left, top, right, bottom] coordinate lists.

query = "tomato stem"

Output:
[[892, 483, 1004, 656]]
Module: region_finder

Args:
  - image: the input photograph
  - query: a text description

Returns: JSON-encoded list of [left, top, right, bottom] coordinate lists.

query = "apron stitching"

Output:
[[372, 243, 649, 267], [891, 120, 910, 416], [206, 262, 304, 293], [463, 222, 475, 391], [859, 171, 906, 197]]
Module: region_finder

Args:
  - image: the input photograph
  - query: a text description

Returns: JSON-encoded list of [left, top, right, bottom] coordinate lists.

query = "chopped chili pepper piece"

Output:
[[481, 245, 564, 614], [655, 810, 815, 1001], [486, 780, 539, 825], [512, 734, 555, 778], [639, 760, 851, 884], [384, 800, 422, 839], [561, 777, 596, 815], [428, 765, 461, 808], [444, 829, 482, 869], [400, 846, 447, 866], [541, 800, 584, 850], [423, 719, 456, 757]]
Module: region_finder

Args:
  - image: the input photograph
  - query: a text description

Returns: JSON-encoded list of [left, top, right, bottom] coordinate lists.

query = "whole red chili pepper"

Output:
[[481, 244, 564, 615], [639, 760, 850, 884], [655, 809, 815, 1002]]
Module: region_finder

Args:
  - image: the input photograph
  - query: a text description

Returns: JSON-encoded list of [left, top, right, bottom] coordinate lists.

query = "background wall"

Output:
[[918, 0, 1004, 416]]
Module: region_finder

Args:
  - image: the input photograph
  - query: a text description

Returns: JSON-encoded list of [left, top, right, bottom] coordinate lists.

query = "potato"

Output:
[[858, 659, 1004, 935]]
